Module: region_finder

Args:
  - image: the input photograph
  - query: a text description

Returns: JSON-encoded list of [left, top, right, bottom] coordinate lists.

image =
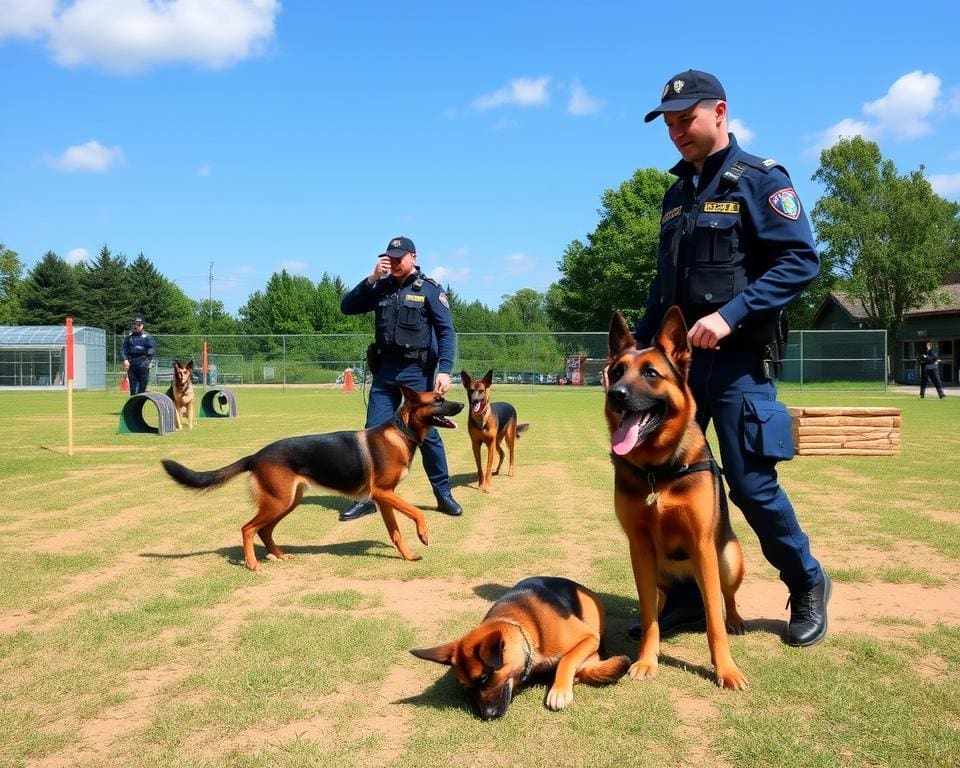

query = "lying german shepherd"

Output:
[[411, 576, 629, 720], [166, 359, 196, 431], [161, 386, 463, 572], [460, 370, 529, 492], [605, 306, 748, 690]]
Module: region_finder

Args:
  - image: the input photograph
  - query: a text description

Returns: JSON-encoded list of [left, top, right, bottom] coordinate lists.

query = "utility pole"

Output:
[[208, 262, 214, 328]]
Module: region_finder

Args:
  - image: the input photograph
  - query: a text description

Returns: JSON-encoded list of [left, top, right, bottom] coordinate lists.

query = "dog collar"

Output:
[[389, 411, 422, 446], [496, 619, 535, 682]]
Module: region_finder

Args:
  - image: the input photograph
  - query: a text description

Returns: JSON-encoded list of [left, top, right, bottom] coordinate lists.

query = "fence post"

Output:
[[282, 335, 287, 392], [799, 330, 804, 390]]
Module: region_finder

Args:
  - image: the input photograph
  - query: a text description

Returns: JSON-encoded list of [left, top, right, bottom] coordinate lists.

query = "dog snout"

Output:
[[607, 385, 630, 409]]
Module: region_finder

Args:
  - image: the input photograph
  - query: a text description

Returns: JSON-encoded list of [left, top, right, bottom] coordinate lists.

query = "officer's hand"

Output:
[[688, 312, 732, 350], [435, 373, 451, 395], [123, 360, 130, 369], [368, 256, 391, 284]]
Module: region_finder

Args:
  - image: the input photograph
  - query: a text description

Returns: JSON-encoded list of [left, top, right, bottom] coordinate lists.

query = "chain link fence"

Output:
[[107, 329, 888, 391]]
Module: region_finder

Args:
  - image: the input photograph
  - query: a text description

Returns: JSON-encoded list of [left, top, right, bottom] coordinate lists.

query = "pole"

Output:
[[66, 317, 75, 456], [208, 262, 214, 329]]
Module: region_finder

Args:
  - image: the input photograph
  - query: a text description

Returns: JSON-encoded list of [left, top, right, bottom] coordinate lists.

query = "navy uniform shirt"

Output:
[[341, 267, 455, 374], [635, 134, 819, 345], [121, 329, 156, 365]]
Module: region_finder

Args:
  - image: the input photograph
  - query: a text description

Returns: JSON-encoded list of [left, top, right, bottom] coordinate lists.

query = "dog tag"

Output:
[[645, 492, 658, 506]]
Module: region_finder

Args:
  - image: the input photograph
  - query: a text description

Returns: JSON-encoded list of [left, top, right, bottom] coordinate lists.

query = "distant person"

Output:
[[339, 236, 463, 520], [121, 315, 155, 395], [918, 341, 946, 399]]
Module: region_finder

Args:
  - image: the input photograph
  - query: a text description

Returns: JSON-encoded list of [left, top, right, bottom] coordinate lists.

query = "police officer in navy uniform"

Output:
[[339, 236, 463, 520], [629, 70, 830, 647], [121, 314, 155, 396], [918, 340, 946, 398]]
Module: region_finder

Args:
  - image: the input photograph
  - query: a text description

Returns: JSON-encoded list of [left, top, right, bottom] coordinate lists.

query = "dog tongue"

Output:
[[612, 412, 644, 456], [472, 401, 483, 413]]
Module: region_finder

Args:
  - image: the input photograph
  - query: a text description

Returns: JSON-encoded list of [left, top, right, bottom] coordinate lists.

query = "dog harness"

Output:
[[620, 455, 721, 508], [389, 410, 423, 446], [495, 618, 536, 682]]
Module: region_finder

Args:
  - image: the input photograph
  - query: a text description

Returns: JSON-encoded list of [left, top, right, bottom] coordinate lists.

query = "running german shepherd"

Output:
[[166, 359, 196, 431], [459, 370, 530, 492], [161, 386, 464, 572], [605, 306, 747, 690], [411, 576, 630, 720]]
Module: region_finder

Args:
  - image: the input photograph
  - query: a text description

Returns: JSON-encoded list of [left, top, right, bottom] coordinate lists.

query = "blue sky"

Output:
[[2, 1, 959, 316]]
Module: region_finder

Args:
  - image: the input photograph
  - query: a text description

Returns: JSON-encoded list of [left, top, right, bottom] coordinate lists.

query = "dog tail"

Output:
[[516, 423, 530, 435], [161, 457, 251, 490], [575, 655, 631, 685]]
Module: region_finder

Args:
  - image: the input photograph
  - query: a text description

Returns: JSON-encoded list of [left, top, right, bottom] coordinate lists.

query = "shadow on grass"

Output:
[[139, 539, 400, 567]]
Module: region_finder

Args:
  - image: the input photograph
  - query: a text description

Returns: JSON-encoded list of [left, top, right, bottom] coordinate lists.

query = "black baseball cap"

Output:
[[643, 70, 726, 123], [132, 315, 145, 324], [383, 236, 416, 259]]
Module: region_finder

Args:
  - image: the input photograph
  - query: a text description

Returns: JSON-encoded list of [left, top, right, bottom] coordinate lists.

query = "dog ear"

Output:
[[410, 642, 457, 666], [655, 306, 691, 373], [482, 370, 493, 388], [477, 629, 505, 670], [399, 384, 419, 403], [186, 360, 194, 370], [460, 370, 471, 387], [608, 311, 636, 360]]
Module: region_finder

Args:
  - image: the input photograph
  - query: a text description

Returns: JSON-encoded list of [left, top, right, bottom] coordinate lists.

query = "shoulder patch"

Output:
[[439, 292, 449, 308], [768, 188, 801, 220]]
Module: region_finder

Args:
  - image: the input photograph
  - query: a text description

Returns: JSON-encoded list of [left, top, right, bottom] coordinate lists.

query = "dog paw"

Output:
[[265, 553, 292, 562], [716, 667, 748, 691], [545, 686, 573, 711], [726, 615, 747, 635], [628, 659, 658, 680]]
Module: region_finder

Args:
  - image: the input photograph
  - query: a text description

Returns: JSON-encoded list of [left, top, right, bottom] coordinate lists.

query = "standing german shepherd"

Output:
[[605, 306, 748, 690], [161, 386, 463, 572], [459, 370, 529, 492], [411, 576, 629, 719], [167, 359, 196, 431]]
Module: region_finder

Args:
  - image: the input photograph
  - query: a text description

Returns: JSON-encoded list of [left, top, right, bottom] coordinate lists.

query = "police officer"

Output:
[[121, 314, 155, 396], [918, 340, 946, 398], [339, 236, 463, 520], [630, 70, 830, 647]]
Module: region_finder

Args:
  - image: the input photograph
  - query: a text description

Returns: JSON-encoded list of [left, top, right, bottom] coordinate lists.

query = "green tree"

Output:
[[498, 288, 549, 330], [238, 270, 318, 335], [127, 253, 198, 333], [0, 243, 24, 324], [192, 299, 238, 335], [550, 167, 673, 331], [812, 136, 960, 350], [78, 245, 132, 333], [19, 251, 82, 325]]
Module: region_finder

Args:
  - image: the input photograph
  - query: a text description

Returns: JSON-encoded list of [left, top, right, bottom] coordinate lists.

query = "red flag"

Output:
[[66, 317, 75, 382]]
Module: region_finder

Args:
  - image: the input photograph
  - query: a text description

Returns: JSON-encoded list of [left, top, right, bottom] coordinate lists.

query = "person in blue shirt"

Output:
[[120, 315, 155, 395], [918, 341, 946, 398], [629, 70, 830, 647], [339, 236, 463, 520]]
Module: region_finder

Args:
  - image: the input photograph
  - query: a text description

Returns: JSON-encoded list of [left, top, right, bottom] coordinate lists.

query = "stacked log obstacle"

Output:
[[788, 407, 901, 456]]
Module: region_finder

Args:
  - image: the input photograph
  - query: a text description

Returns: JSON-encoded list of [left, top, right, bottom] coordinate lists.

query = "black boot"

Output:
[[435, 492, 463, 517], [339, 499, 376, 522], [785, 573, 831, 647]]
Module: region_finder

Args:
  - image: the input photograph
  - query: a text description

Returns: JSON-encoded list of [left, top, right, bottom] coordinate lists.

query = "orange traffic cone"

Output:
[[120, 373, 129, 392], [343, 368, 354, 392]]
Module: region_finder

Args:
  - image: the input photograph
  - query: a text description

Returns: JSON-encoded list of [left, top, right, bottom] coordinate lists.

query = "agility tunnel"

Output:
[[117, 392, 177, 435], [199, 387, 238, 418]]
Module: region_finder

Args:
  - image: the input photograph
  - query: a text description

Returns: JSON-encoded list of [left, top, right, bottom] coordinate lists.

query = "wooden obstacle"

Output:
[[788, 407, 901, 456], [199, 387, 238, 418], [118, 392, 177, 435]]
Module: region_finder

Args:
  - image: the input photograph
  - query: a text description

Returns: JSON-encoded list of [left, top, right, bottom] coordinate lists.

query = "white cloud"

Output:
[[280, 260, 308, 274], [862, 70, 940, 139], [473, 77, 550, 110], [504, 253, 535, 276], [928, 173, 960, 196], [803, 118, 875, 159], [568, 79, 603, 116], [197, 164, 212, 177], [431, 265, 470, 286], [45, 140, 125, 172], [0, 0, 57, 38], [728, 117, 754, 145], [65, 247, 89, 265], [0, 0, 280, 74]]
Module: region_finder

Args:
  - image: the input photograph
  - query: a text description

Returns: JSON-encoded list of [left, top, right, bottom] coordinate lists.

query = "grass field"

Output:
[[1, 384, 958, 768]]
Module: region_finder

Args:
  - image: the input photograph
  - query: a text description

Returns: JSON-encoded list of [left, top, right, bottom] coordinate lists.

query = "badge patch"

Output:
[[768, 188, 801, 220], [703, 202, 740, 214], [439, 292, 449, 308], [673, 79, 685, 94], [661, 206, 682, 225], [405, 294, 425, 303]]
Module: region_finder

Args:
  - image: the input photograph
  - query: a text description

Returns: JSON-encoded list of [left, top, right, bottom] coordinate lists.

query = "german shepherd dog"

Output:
[[605, 306, 748, 690], [411, 576, 630, 720], [167, 359, 196, 431], [459, 370, 530, 492], [161, 386, 464, 572]]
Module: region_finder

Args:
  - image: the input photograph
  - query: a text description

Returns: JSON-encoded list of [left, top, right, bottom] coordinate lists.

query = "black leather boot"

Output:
[[785, 573, 831, 647], [339, 499, 376, 522], [435, 492, 463, 517]]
